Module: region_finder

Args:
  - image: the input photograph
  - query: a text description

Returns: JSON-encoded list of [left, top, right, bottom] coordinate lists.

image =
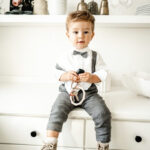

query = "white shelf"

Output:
[[95, 15, 150, 28], [0, 15, 150, 27]]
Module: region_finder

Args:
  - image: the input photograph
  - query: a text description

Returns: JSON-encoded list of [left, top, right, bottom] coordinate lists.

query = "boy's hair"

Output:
[[66, 11, 95, 32]]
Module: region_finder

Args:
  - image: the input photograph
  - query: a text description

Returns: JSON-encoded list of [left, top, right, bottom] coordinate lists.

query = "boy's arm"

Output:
[[55, 53, 79, 83], [59, 71, 80, 83], [90, 74, 101, 83], [79, 52, 107, 83], [93, 52, 108, 83]]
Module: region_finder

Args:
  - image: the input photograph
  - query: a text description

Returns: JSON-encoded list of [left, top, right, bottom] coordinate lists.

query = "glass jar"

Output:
[[88, 0, 98, 15]]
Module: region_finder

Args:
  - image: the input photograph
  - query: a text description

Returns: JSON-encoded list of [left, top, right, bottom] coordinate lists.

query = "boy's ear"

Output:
[[66, 32, 69, 38], [91, 32, 95, 39]]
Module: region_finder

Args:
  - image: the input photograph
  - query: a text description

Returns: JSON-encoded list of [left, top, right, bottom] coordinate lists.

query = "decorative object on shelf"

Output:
[[33, 0, 48, 15], [109, 0, 136, 15], [77, 0, 88, 11], [109, 0, 133, 8], [47, 0, 66, 15], [136, 3, 150, 15], [122, 72, 150, 98], [87, 0, 98, 15], [7, 0, 23, 14], [5, 0, 34, 15], [0, 0, 4, 14], [99, 0, 109, 15]]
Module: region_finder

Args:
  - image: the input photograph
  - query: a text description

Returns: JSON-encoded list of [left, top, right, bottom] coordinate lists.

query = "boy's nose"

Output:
[[78, 32, 84, 38]]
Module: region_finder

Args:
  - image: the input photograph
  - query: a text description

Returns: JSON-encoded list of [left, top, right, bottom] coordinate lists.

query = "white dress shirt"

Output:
[[55, 47, 107, 94]]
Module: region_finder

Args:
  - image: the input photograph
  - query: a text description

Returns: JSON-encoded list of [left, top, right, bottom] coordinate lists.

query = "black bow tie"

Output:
[[73, 51, 88, 58]]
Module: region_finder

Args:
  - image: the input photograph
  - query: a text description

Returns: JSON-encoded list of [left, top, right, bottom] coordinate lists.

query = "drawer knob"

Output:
[[30, 131, 37, 137], [135, 136, 142, 143]]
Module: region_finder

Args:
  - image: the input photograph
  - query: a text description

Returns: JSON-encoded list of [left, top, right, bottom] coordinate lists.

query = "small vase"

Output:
[[88, 0, 98, 15], [33, 0, 48, 15], [77, 0, 88, 11]]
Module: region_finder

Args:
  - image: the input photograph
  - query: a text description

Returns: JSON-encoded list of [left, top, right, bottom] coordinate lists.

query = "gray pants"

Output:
[[47, 84, 111, 143]]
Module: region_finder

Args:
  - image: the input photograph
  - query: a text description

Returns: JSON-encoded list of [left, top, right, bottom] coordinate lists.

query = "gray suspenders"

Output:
[[92, 50, 97, 73], [70, 50, 97, 105], [56, 50, 97, 73], [59, 50, 98, 93]]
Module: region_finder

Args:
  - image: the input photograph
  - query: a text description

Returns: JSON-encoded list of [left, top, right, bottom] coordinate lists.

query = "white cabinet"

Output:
[[0, 115, 84, 149], [0, 144, 82, 150], [111, 121, 150, 150], [0, 15, 150, 150], [1, 88, 150, 150], [0, 116, 47, 145], [0, 144, 41, 150], [85, 120, 150, 150]]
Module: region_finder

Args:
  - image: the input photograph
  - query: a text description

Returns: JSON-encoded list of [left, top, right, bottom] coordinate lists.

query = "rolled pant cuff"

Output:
[[47, 123, 62, 132], [96, 136, 110, 143]]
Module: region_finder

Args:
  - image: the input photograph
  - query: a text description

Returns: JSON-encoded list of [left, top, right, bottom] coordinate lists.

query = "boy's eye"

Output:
[[84, 31, 89, 34], [73, 31, 78, 34]]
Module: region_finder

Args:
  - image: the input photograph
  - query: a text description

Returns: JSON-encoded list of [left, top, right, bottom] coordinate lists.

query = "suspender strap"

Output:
[[91, 50, 97, 73]]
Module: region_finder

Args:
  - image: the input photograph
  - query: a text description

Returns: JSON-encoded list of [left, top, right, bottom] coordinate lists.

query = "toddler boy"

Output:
[[41, 11, 111, 150]]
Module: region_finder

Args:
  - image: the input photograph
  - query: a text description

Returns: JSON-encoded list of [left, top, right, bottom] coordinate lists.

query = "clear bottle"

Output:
[[99, 0, 109, 15]]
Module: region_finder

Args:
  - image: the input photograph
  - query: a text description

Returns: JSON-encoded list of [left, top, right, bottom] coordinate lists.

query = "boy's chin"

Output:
[[75, 46, 87, 50]]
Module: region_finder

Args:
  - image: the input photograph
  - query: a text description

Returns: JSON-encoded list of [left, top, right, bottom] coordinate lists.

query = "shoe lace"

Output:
[[41, 143, 56, 150], [98, 144, 109, 150], [98, 145, 103, 150]]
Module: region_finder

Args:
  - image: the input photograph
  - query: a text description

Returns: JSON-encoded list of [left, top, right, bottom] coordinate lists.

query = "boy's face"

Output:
[[66, 21, 94, 50]]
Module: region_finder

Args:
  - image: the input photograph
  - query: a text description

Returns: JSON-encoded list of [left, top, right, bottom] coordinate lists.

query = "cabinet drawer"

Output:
[[0, 115, 84, 148], [0, 144, 41, 150], [0, 144, 83, 150], [85, 120, 150, 149]]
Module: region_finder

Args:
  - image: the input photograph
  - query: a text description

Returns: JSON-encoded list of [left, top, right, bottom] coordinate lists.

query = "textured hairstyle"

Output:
[[66, 11, 95, 31]]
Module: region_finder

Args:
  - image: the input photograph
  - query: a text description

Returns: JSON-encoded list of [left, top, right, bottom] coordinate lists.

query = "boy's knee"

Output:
[[93, 104, 111, 122], [101, 106, 111, 120]]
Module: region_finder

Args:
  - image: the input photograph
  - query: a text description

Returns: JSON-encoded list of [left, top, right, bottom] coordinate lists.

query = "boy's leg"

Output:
[[82, 93, 111, 149], [47, 92, 75, 131], [47, 130, 59, 137], [42, 92, 75, 150]]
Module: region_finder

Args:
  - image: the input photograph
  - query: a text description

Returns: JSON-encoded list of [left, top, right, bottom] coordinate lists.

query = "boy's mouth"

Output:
[[77, 41, 85, 43]]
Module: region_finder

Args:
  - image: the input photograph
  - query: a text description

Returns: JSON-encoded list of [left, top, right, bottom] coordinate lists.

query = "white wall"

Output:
[[0, 0, 150, 86], [93, 27, 150, 85], [0, 25, 150, 86]]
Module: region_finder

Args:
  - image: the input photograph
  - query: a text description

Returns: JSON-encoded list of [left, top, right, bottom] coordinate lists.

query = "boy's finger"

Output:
[[71, 72, 78, 76], [79, 74, 85, 78]]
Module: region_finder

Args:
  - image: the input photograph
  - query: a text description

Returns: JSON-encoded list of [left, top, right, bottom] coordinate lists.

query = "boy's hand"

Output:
[[79, 72, 92, 83], [60, 71, 80, 82], [79, 72, 101, 83]]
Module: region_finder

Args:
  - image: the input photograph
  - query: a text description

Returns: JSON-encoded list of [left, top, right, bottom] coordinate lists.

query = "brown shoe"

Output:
[[41, 143, 57, 150], [98, 143, 109, 150]]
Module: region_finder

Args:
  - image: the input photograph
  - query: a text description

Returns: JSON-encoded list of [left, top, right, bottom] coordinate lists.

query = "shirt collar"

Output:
[[72, 47, 90, 53]]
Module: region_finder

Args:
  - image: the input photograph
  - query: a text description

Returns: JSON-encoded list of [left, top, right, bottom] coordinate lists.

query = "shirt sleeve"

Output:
[[93, 52, 108, 82], [54, 69, 65, 82], [54, 55, 66, 82]]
